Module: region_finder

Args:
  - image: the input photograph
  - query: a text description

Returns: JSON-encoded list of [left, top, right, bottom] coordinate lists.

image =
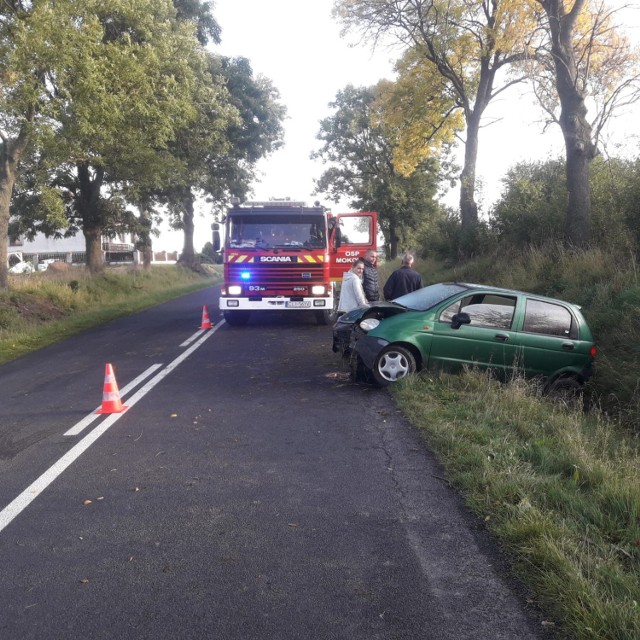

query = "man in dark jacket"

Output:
[[383, 253, 424, 300], [362, 249, 380, 302]]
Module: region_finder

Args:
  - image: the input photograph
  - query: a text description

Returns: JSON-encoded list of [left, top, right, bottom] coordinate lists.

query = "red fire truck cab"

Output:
[[213, 201, 377, 326]]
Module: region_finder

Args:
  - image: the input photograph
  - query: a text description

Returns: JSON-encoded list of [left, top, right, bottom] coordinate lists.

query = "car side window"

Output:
[[439, 294, 516, 329], [439, 300, 461, 323], [523, 299, 576, 338]]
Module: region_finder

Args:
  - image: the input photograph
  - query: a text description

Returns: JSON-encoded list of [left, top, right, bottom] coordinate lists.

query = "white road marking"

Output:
[[180, 329, 206, 347], [0, 319, 225, 534], [64, 364, 164, 436]]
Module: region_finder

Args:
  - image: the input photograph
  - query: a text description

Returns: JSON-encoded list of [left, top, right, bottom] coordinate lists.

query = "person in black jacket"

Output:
[[383, 253, 424, 300], [362, 249, 380, 302]]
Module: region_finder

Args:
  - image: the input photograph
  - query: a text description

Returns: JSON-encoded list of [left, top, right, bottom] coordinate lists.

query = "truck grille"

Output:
[[227, 262, 324, 285]]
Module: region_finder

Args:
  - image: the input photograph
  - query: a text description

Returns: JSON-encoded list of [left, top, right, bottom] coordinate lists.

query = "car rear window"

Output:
[[523, 299, 577, 338]]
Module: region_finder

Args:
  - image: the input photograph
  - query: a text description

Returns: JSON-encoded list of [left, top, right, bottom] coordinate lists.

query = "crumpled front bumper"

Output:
[[354, 334, 390, 369]]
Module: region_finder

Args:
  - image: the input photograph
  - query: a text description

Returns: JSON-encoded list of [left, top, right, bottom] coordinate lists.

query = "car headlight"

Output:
[[359, 318, 380, 332]]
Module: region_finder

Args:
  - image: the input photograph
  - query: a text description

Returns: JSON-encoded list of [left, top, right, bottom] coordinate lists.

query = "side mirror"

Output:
[[451, 312, 471, 330], [212, 223, 221, 253]]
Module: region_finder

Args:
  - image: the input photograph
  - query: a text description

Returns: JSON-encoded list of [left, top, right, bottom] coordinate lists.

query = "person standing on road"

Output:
[[383, 253, 424, 300], [337, 258, 367, 314], [362, 249, 380, 302]]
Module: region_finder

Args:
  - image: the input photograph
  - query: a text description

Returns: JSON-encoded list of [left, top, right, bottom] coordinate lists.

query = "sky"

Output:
[[161, 0, 640, 253]]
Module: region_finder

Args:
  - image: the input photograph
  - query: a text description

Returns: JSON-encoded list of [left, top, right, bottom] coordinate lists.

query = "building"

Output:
[[8, 232, 178, 267]]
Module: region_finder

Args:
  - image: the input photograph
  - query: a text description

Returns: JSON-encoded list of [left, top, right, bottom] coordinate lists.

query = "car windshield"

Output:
[[392, 283, 468, 311]]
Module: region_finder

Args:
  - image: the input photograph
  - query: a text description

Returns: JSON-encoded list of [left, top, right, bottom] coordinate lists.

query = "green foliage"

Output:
[[426, 209, 496, 262], [490, 159, 566, 246], [490, 156, 640, 252], [154, 53, 286, 267], [313, 84, 442, 257], [334, 0, 541, 229], [1, 0, 284, 277]]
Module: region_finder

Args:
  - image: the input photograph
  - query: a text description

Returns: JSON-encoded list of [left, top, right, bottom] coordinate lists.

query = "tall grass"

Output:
[[0, 265, 218, 363], [392, 371, 640, 639]]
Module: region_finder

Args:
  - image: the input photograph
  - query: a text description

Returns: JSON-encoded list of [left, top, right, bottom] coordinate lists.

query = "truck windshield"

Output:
[[228, 214, 326, 249]]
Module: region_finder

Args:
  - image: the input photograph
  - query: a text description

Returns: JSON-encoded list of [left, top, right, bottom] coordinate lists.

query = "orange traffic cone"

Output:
[[96, 363, 128, 414], [200, 305, 212, 330]]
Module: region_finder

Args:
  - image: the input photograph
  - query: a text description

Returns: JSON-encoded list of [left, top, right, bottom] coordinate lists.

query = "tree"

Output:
[[491, 155, 640, 251], [56, 0, 216, 273], [490, 159, 567, 247], [531, 0, 640, 247], [0, 0, 105, 288], [312, 84, 441, 258], [128, 0, 225, 269], [334, 0, 538, 232], [173, 0, 221, 45], [0, 0, 213, 281], [159, 55, 286, 270]]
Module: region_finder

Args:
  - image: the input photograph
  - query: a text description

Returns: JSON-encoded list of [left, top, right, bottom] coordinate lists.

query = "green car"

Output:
[[334, 282, 596, 390]]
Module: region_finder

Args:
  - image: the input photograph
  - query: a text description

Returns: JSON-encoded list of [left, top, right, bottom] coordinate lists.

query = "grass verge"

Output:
[[391, 370, 640, 640], [0, 264, 218, 364]]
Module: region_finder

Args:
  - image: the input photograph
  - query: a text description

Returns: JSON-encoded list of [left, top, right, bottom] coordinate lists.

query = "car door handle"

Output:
[[495, 334, 509, 342], [562, 342, 575, 351]]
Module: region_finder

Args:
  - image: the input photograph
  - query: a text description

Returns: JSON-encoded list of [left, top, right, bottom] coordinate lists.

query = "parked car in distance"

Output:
[[37, 259, 57, 272], [7, 252, 34, 274], [333, 282, 596, 392]]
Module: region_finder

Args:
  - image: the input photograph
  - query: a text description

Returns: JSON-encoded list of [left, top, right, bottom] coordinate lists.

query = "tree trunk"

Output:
[[137, 199, 153, 269], [178, 190, 198, 269], [388, 221, 399, 259], [541, 0, 595, 248], [83, 225, 103, 273], [564, 134, 592, 247], [0, 126, 31, 290], [459, 115, 480, 231], [77, 163, 106, 273], [0, 165, 16, 290]]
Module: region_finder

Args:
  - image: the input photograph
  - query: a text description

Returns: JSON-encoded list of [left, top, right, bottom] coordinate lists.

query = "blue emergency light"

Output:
[[240, 271, 251, 280]]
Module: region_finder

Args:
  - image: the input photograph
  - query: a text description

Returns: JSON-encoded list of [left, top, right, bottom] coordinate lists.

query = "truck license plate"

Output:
[[286, 301, 311, 308]]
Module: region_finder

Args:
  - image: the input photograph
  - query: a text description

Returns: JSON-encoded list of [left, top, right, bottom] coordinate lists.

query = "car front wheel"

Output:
[[372, 345, 416, 386]]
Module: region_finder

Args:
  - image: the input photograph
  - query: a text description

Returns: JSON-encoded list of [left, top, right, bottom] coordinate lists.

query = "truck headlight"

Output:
[[311, 285, 326, 295], [228, 285, 242, 295]]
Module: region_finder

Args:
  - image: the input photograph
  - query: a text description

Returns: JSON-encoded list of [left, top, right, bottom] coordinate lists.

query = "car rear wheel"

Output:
[[373, 345, 416, 386], [545, 376, 584, 409]]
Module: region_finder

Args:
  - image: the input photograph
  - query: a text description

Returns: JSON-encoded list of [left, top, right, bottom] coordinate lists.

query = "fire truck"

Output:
[[213, 200, 377, 326]]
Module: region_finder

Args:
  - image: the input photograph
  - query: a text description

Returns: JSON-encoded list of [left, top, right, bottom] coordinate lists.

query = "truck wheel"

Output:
[[372, 345, 416, 386], [223, 311, 251, 326], [315, 309, 332, 325]]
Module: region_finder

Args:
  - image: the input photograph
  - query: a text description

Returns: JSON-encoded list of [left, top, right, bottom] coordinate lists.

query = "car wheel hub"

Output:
[[378, 352, 409, 381]]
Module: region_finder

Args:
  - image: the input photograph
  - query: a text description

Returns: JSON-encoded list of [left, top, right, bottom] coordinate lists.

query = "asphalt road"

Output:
[[0, 286, 549, 639]]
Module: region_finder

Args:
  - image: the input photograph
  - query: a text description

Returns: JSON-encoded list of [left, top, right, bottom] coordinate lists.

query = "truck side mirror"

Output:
[[212, 223, 221, 253]]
